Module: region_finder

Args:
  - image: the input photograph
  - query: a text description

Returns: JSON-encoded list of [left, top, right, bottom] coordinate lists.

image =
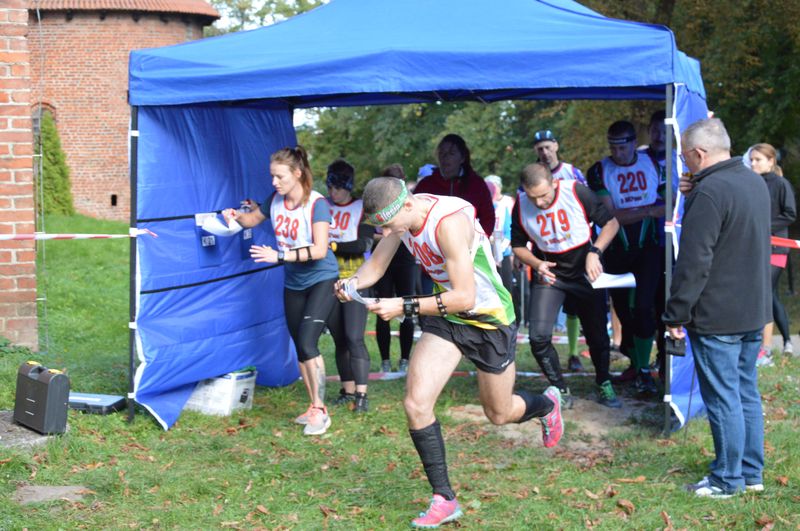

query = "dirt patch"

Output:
[[0, 411, 52, 450], [12, 485, 88, 505], [447, 395, 651, 451]]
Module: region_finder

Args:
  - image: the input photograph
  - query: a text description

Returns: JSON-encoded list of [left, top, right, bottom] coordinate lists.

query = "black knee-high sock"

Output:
[[409, 420, 455, 500], [515, 389, 554, 423]]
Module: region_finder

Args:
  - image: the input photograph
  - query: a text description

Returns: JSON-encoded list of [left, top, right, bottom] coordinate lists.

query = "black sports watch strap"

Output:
[[588, 245, 602, 258], [277, 250, 285, 263]]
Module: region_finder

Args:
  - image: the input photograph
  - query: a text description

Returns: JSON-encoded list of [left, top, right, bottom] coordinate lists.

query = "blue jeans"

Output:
[[688, 329, 764, 493]]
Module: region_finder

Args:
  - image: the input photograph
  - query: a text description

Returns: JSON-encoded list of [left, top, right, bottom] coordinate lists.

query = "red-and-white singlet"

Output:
[[400, 194, 476, 285], [269, 190, 325, 251], [327, 198, 364, 244], [517, 180, 591, 254], [600, 154, 660, 209]]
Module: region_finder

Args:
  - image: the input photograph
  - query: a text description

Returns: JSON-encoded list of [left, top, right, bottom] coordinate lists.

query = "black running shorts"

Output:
[[420, 316, 515, 374]]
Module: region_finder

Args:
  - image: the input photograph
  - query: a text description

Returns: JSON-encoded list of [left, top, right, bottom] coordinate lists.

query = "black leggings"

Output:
[[373, 260, 417, 361], [528, 276, 611, 387], [284, 279, 338, 363], [328, 299, 371, 386], [498, 255, 519, 324], [771, 264, 790, 343], [604, 245, 662, 341]]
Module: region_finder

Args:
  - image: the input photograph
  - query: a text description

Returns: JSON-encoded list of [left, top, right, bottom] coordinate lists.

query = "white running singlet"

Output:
[[269, 190, 325, 251], [517, 180, 591, 254], [599, 154, 661, 209], [327, 198, 364, 245], [401, 194, 514, 328]]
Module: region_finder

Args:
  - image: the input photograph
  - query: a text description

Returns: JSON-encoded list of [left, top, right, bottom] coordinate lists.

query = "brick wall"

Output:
[[28, 11, 208, 220], [0, 1, 38, 349]]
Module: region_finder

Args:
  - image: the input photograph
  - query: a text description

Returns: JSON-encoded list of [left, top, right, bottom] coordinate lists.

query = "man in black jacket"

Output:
[[663, 117, 771, 498]]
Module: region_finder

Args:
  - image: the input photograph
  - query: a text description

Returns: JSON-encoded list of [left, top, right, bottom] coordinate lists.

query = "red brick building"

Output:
[[28, 0, 219, 220], [0, 0, 38, 348]]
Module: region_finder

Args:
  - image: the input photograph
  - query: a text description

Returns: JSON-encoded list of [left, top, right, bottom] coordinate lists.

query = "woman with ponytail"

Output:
[[750, 143, 797, 364], [224, 145, 340, 435]]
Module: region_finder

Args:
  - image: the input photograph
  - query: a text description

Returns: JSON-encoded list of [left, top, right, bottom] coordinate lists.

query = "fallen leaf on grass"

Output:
[[616, 499, 635, 515], [213, 504, 223, 516], [245, 480, 252, 494], [661, 510, 673, 528], [122, 442, 150, 452], [768, 407, 787, 420], [560, 487, 578, 495], [515, 489, 530, 500], [584, 489, 599, 500], [0, 458, 12, 465], [225, 427, 239, 435], [378, 425, 398, 437], [148, 485, 159, 494], [618, 475, 646, 483], [776, 476, 789, 486], [385, 462, 397, 472], [755, 515, 774, 528], [319, 505, 338, 518], [604, 485, 618, 498], [479, 491, 501, 499]]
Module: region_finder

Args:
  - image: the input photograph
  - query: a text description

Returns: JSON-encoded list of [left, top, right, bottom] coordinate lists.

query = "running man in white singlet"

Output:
[[335, 177, 564, 529]]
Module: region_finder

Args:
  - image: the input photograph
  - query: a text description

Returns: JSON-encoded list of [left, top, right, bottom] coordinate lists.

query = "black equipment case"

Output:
[[13, 361, 70, 434]]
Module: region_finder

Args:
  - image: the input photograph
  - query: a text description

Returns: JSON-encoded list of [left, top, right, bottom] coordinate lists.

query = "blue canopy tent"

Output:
[[128, 0, 708, 429]]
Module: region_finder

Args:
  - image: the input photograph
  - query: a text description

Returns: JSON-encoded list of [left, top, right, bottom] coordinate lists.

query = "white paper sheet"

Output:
[[589, 272, 637, 289], [201, 215, 243, 237]]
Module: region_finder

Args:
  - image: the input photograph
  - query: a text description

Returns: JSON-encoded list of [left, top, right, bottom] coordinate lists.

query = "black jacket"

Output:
[[663, 157, 771, 334], [762, 171, 796, 254]]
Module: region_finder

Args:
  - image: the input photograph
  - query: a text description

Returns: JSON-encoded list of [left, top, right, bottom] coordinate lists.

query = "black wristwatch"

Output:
[[588, 245, 603, 258], [403, 297, 420, 318], [277, 250, 285, 264]]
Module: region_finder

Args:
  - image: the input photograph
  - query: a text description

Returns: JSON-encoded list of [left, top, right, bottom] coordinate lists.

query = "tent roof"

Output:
[[128, 0, 705, 107]]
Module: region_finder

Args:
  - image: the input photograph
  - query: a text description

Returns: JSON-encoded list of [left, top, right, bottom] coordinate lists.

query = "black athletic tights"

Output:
[[771, 264, 790, 343], [328, 299, 371, 386], [284, 279, 338, 363], [373, 260, 417, 361], [528, 277, 611, 387]]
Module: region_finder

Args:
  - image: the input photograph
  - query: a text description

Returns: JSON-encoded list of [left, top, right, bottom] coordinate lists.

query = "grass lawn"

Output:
[[1, 214, 799, 529]]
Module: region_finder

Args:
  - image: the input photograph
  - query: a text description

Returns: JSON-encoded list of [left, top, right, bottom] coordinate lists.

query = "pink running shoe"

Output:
[[541, 386, 563, 448], [294, 404, 314, 425], [411, 494, 463, 529]]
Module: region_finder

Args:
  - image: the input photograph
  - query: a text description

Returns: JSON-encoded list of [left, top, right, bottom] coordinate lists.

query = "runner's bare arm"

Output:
[[417, 212, 476, 315], [346, 232, 402, 290], [222, 207, 266, 228]]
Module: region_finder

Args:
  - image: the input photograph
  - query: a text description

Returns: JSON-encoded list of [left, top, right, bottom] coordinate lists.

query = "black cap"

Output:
[[533, 129, 557, 144]]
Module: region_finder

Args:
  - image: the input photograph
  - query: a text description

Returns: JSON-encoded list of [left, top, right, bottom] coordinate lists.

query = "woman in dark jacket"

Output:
[[750, 143, 797, 359], [413, 134, 495, 237]]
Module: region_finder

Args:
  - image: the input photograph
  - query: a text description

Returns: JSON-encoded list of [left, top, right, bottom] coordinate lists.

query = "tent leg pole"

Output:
[[662, 83, 675, 436], [127, 105, 139, 424]]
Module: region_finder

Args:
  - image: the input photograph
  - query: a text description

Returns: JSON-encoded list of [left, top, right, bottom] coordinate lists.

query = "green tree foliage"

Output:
[[205, 0, 323, 36], [35, 111, 75, 216], [211, 0, 800, 188]]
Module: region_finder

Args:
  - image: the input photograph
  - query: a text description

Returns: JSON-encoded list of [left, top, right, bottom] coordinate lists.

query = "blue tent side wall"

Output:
[[132, 104, 299, 429]]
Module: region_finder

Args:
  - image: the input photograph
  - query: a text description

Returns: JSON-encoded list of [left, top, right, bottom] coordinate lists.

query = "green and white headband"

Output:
[[366, 184, 409, 226]]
